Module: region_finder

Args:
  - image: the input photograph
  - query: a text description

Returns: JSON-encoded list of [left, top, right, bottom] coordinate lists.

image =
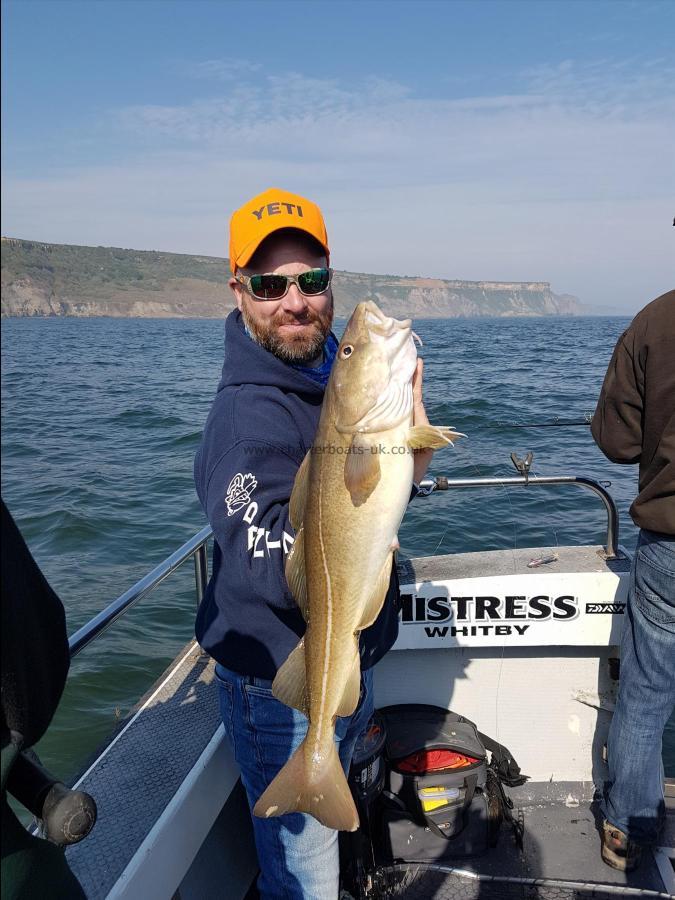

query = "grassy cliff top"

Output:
[[1, 237, 581, 318]]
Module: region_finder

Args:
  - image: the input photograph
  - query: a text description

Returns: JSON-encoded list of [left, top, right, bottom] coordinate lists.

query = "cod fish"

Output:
[[253, 300, 464, 832]]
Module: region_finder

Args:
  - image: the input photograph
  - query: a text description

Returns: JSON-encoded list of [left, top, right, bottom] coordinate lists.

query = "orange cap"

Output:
[[228, 188, 329, 273]]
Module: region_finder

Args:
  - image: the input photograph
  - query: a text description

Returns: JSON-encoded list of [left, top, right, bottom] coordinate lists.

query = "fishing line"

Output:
[[430, 515, 453, 556], [529, 456, 567, 560], [429, 445, 520, 564], [464, 449, 514, 746], [420, 366, 520, 745], [422, 446, 512, 743], [436, 440, 521, 746]]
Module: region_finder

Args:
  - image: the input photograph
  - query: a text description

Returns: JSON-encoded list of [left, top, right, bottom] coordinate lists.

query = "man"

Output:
[[591, 290, 675, 872], [194, 188, 433, 898]]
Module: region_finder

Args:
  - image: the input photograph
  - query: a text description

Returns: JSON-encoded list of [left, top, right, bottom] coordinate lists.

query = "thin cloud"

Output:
[[184, 58, 262, 79], [522, 57, 675, 116], [111, 62, 673, 204], [3, 59, 673, 313], [116, 58, 674, 152]]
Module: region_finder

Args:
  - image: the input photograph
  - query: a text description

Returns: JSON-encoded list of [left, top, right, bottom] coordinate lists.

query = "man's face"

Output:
[[230, 233, 333, 365]]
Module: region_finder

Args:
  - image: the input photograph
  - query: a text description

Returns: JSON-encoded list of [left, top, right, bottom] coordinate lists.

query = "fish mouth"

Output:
[[362, 301, 412, 344], [336, 301, 417, 434], [362, 301, 415, 370]]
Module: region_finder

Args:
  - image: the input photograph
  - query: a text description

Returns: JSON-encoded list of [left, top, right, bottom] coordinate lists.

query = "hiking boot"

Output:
[[601, 820, 642, 872]]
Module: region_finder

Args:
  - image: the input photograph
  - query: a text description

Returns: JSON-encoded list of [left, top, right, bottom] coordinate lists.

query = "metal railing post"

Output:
[[194, 543, 209, 607]]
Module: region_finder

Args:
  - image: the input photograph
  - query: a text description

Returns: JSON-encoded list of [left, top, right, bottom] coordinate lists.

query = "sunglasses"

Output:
[[236, 267, 332, 301]]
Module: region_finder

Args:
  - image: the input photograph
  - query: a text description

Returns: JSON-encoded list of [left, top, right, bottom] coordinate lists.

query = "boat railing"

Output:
[[417, 473, 620, 559], [68, 524, 212, 658], [68, 474, 620, 657]]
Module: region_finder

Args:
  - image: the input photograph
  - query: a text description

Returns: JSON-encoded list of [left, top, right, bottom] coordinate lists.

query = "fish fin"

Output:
[[289, 451, 311, 530], [344, 435, 381, 505], [253, 737, 359, 832], [336, 646, 361, 717], [406, 425, 466, 450], [272, 639, 308, 715], [358, 552, 393, 630], [284, 526, 308, 619]]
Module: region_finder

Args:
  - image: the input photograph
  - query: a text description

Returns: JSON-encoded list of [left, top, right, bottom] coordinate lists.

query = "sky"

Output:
[[2, 0, 674, 313]]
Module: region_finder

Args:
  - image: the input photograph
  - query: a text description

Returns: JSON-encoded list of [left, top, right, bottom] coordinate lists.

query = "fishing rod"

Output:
[[495, 414, 593, 429]]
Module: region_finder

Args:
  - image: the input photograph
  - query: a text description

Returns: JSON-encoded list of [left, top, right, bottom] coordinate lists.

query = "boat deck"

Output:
[[365, 780, 673, 896], [64, 633, 673, 898], [336, 783, 674, 899], [361, 863, 672, 900], [65, 642, 236, 899]]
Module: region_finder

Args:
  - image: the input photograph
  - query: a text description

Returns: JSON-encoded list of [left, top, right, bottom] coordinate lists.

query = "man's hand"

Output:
[[412, 358, 434, 484]]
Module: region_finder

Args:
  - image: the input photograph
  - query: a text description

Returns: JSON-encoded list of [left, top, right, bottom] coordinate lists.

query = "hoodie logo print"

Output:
[[225, 473, 258, 516]]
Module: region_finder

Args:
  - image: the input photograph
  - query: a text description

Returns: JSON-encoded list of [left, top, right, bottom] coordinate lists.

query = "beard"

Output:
[[241, 297, 334, 365]]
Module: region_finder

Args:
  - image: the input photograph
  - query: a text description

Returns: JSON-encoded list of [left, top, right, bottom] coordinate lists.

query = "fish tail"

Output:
[[252, 737, 359, 832]]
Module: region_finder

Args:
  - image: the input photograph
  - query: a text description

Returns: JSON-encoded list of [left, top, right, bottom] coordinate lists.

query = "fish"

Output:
[[252, 300, 464, 831]]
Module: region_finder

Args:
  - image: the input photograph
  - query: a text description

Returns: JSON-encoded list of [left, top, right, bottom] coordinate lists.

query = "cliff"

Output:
[[1, 237, 583, 318]]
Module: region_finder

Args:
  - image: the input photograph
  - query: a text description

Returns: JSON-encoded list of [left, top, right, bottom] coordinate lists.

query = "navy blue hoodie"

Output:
[[194, 309, 400, 680]]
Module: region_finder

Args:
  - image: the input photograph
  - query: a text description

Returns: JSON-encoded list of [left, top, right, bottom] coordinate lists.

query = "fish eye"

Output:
[[341, 345, 354, 358]]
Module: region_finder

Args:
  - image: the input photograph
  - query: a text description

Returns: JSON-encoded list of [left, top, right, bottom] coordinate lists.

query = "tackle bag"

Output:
[[373, 704, 525, 864]]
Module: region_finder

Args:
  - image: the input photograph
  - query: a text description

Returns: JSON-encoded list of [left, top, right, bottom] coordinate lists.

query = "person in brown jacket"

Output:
[[591, 290, 675, 872]]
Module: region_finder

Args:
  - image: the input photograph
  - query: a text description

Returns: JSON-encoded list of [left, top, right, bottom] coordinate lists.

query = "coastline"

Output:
[[1, 236, 584, 319]]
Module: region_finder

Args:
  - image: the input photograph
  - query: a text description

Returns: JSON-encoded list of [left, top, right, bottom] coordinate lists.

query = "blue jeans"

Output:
[[602, 529, 675, 843], [215, 663, 374, 900]]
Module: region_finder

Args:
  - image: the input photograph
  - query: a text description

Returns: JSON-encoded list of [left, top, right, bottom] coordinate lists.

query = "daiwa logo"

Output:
[[400, 594, 579, 639], [585, 603, 625, 614], [225, 472, 258, 516]]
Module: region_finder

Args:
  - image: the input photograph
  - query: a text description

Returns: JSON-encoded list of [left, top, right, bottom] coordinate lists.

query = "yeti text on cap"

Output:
[[252, 202, 304, 221]]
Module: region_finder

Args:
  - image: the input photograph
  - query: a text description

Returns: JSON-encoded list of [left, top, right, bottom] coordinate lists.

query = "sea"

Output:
[[1, 314, 673, 788]]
